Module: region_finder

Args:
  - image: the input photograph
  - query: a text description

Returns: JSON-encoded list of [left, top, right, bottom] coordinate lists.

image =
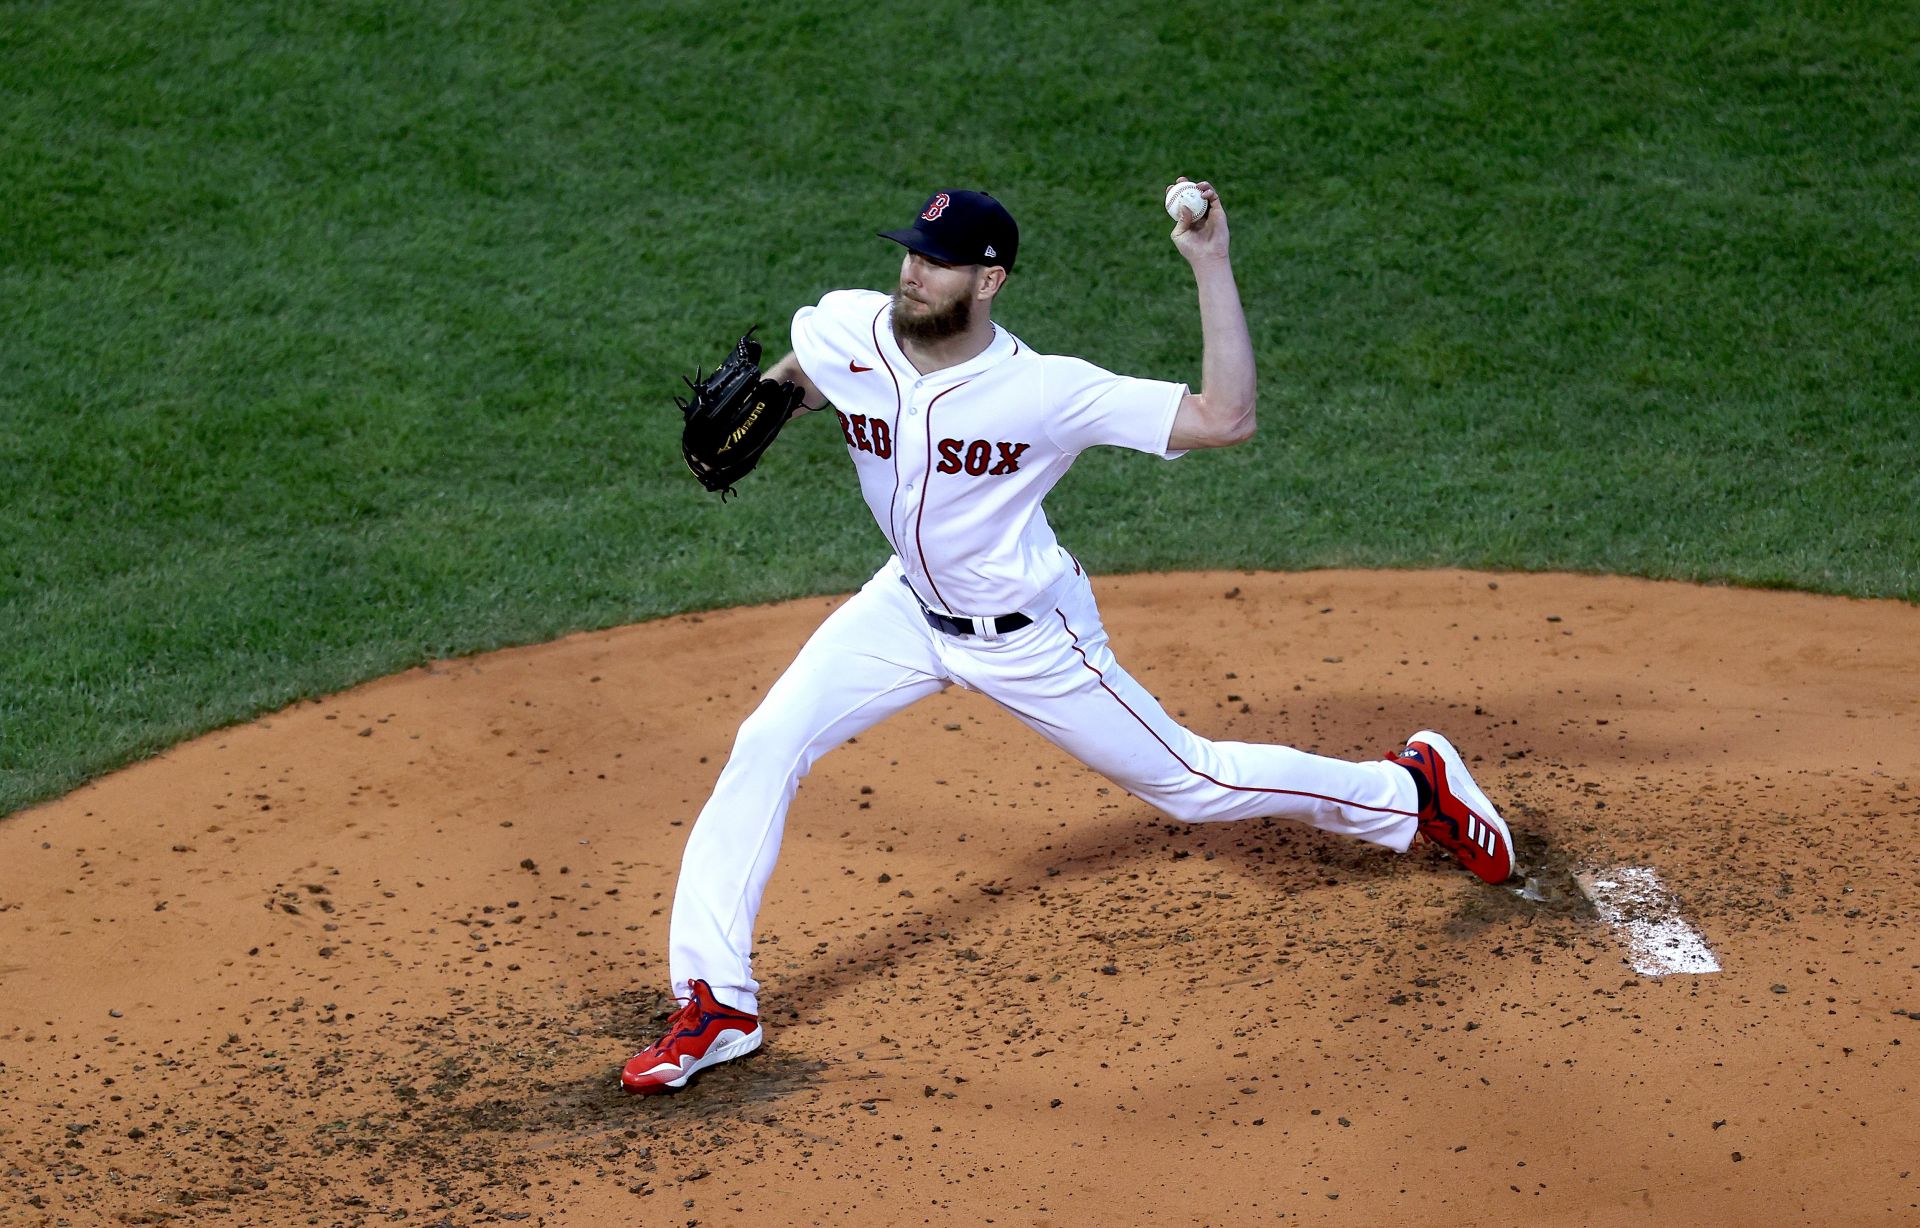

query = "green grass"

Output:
[[3, 0, 1916, 815]]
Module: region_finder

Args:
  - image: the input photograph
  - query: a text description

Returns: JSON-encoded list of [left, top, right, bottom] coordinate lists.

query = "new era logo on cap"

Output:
[[879, 189, 1019, 271]]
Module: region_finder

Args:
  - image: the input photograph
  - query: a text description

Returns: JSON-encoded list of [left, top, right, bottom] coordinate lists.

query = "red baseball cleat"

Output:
[[620, 979, 763, 1095], [1390, 730, 1515, 884]]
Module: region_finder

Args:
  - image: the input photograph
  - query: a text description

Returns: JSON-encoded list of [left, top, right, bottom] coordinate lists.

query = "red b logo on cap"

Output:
[[921, 193, 951, 221]]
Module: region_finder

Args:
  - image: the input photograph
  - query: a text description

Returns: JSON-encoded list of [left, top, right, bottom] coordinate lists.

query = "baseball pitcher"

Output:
[[630, 181, 1515, 1093]]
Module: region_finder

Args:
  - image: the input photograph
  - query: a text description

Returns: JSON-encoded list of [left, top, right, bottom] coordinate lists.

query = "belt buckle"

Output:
[[900, 577, 1011, 641]]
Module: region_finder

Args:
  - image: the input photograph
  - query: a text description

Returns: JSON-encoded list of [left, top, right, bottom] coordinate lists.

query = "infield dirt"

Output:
[[2, 570, 1914, 1226]]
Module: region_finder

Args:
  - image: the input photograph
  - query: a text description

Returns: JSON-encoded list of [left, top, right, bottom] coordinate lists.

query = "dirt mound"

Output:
[[2, 570, 1915, 1226]]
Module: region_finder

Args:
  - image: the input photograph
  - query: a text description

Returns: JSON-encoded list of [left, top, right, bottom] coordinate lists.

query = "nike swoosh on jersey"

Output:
[[849, 360, 873, 373]]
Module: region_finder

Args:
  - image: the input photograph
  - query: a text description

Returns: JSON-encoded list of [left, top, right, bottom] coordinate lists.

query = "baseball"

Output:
[[1165, 181, 1209, 224]]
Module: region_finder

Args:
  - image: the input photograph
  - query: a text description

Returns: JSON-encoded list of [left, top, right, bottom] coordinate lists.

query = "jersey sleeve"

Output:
[[790, 289, 888, 397], [1040, 355, 1187, 459]]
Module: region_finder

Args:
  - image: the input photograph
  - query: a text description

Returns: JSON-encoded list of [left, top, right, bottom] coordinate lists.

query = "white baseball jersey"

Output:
[[666, 289, 1425, 1017], [791, 288, 1185, 615]]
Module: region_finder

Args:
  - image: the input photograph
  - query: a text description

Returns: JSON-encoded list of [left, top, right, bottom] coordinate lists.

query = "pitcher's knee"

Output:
[[1138, 784, 1222, 824], [728, 711, 822, 781]]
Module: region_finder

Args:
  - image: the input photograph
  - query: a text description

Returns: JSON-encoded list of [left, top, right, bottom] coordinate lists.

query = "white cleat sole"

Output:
[[624, 1025, 764, 1094]]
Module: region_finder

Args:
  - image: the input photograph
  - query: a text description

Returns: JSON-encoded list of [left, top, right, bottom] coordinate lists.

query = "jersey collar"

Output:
[[879, 301, 1018, 386]]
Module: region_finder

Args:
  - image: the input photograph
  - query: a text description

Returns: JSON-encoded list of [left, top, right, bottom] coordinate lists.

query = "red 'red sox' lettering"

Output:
[[835, 411, 893, 459], [936, 439, 1031, 476]]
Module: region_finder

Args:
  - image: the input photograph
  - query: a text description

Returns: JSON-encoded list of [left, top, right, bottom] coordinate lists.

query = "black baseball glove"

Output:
[[675, 328, 806, 497]]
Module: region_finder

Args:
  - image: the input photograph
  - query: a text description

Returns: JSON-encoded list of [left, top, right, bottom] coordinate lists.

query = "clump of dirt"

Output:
[[1444, 826, 1597, 939], [1507, 827, 1598, 917], [301, 991, 830, 1195]]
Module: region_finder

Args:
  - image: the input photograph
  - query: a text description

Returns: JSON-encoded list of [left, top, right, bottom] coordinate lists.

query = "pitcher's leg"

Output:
[[668, 572, 944, 1014], [1055, 648, 1419, 847], [980, 592, 1420, 850]]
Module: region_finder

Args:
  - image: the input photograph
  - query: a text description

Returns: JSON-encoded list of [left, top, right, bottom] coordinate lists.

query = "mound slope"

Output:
[[2, 570, 1914, 1226]]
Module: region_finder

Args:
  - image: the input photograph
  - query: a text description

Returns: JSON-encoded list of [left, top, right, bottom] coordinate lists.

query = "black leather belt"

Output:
[[902, 577, 1033, 638], [922, 608, 1033, 637]]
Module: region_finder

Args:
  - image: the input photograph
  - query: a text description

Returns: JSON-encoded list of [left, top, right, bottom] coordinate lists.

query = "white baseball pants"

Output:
[[668, 558, 1422, 1014]]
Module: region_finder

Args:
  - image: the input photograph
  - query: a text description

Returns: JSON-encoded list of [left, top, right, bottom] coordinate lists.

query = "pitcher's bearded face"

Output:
[[893, 253, 980, 344]]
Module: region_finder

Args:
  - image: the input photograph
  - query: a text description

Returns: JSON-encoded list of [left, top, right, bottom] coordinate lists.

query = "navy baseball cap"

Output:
[[879, 189, 1019, 272]]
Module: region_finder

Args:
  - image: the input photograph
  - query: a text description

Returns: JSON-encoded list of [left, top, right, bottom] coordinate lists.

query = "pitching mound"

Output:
[[1, 570, 1914, 1226]]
